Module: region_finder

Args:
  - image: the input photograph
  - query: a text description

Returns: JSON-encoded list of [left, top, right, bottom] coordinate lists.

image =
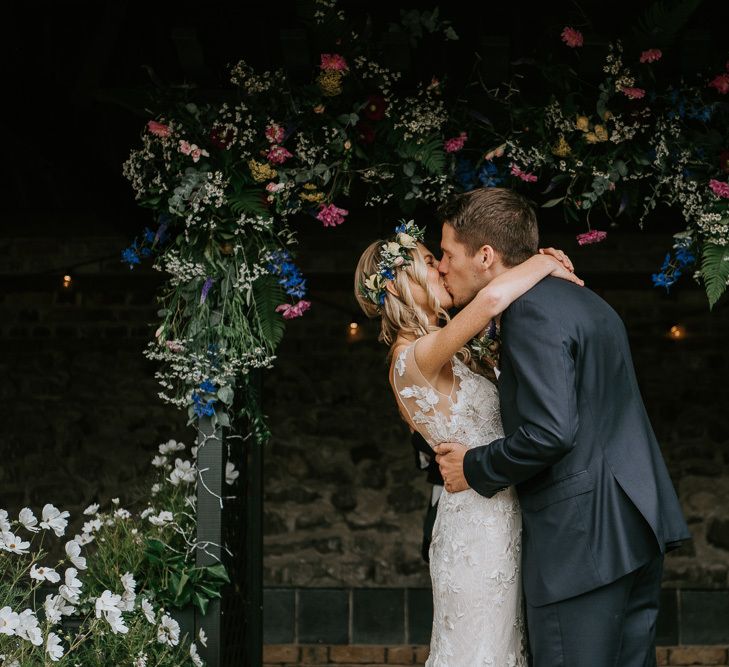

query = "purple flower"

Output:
[[200, 277, 215, 305]]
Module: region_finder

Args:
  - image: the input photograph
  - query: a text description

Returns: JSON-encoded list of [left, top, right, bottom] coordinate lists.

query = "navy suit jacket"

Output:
[[463, 277, 690, 606]]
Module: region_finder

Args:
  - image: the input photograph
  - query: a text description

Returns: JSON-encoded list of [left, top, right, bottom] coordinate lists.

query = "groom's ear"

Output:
[[477, 245, 496, 271]]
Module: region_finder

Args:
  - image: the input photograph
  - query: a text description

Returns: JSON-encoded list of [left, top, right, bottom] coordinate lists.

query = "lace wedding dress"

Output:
[[392, 340, 527, 667]]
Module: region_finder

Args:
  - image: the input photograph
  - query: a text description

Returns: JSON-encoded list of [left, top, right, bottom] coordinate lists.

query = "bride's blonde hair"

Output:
[[354, 240, 478, 371]]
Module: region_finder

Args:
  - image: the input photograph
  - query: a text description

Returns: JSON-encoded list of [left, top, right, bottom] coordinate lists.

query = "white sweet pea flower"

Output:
[[156, 614, 180, 646], [1, 532, 30, 554], [148, 511, 174, 527], [16, 609, 43, 646], [46, 632, 64, 662], [39, 505, 70, 537], [141, 598, 155, 624], [18, 508, 39, 533], [151, 455, 167, 468], [30, 564, 61, 583], [190, 643, 204, 667], [0, 606, 20, 636], [83, 503, 99, 515], [226, 462, 240, 485], [169, 459, 196, 485], [65, 541, 87, 570], [59, 568, 82, 604]]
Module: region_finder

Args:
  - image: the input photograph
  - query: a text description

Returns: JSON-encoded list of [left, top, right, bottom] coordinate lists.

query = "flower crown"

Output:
[[359, 220, 427, 309]]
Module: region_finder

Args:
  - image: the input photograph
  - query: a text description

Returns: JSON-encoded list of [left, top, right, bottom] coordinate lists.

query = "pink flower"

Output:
[[561, 27, 583, 48], [320, 54, 348, 71], [444, 132, 468, 153], [275, 300, 312, 319], [179, 140, 209, 162], [708, 73, 729, 95], [267, 145, 293, 165], [165, 340, 184, 353], [620, 87, 646, 99], [639, 48, 662, 64], [709, 179, 729, 198], [316, 203, 349, 227], [266, 182, 285, 193], [510, 164, 538, 183], [265, 123, 285, 144], [147, 120, 171, 137], [576, 230, 608, 246]]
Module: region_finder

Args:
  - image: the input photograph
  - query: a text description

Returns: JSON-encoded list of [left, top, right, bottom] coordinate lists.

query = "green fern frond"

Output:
[[398, 137, 447, 175], [229, 187, 269, 217], [252, 276, 287, 349], [701, 242, 729, 309]]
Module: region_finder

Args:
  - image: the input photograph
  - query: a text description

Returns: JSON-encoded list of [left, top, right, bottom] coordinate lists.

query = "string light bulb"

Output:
[[668, 325, 686, 340], [62, 274, 73, 289], [349, 321, 359, 334]]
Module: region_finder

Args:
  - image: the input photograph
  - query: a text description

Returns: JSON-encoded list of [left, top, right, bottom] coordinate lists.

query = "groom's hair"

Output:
[[436, 187, 539, 267]]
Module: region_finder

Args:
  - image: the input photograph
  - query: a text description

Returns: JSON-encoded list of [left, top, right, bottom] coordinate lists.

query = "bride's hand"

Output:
[[539, 247, 574, 273], [545, 256, 585, 286]]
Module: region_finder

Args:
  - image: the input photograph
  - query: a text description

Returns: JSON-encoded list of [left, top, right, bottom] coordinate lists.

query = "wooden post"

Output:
[[196, 415, 224, 665]]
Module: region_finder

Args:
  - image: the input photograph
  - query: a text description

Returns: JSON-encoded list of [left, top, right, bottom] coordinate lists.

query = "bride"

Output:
[[354, 221, 582, 666]]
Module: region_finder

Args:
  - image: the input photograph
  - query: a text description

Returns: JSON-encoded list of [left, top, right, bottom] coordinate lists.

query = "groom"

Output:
[[433, 187, 689, 667]]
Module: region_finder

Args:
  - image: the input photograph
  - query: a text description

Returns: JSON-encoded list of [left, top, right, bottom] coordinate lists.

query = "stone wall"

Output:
[[3, 222, 729, 591]]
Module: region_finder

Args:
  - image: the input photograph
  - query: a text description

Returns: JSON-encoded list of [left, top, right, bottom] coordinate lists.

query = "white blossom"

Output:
[[16, 609, 43, 646], [226, 462, 240, 485], [43, 594, 75, 625], [83, 503, 100, 515], [18, 508, 39, 533], [198, 627, 208, 647], [141, 598, 155, 624], [157, 614, 180, 646], [39, 505, 70, 537], [152, 455, 168, 468], [190, 643, 204, 667], [1, 532, 30, 554], [59, 568, 82, 604], [149, 511, 174, 527], [46, 632, 64, 662], [169, 459, 196, 485], [0, 607, 20, 636], [30, 564, 61, 583], [65, 540, 87, 570], [0, 510, 10, 533], [74, 532, 94, 546]]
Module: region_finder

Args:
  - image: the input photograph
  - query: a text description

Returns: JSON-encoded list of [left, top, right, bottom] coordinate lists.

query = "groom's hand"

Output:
[[434, 442, 470, 493]]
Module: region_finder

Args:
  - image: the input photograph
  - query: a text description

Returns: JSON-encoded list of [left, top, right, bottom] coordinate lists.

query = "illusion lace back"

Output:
[[392, 341, 527, 667]]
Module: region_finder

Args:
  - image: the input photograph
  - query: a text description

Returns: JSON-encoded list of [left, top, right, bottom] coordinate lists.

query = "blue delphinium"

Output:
[[122, 244, 141, 267], [192, 392, 217, 417], [651, 246, 696, 292], [455, 157, 478, 191], [267, 250, 307, 298], [478, 161, 503, 188], [199, 379, 217, 393]]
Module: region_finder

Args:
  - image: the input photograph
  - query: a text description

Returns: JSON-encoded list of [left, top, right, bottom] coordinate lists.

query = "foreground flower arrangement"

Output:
[[0, 438, 236, 665]]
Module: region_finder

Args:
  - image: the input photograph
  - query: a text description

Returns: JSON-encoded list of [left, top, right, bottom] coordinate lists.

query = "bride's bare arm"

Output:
[[414, 254, 583, 379]]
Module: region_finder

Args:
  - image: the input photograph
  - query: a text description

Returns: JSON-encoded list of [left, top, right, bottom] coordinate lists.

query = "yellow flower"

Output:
[[575, 116, 590, 132], [585, 132, 599, 144], [594, 125, 609, 142], [302, 183, 317, 190], [248, 159, 277, 183], [317, 70, 344, 97], [552, 136, 571, 157], [299, 190, 325, 203]]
